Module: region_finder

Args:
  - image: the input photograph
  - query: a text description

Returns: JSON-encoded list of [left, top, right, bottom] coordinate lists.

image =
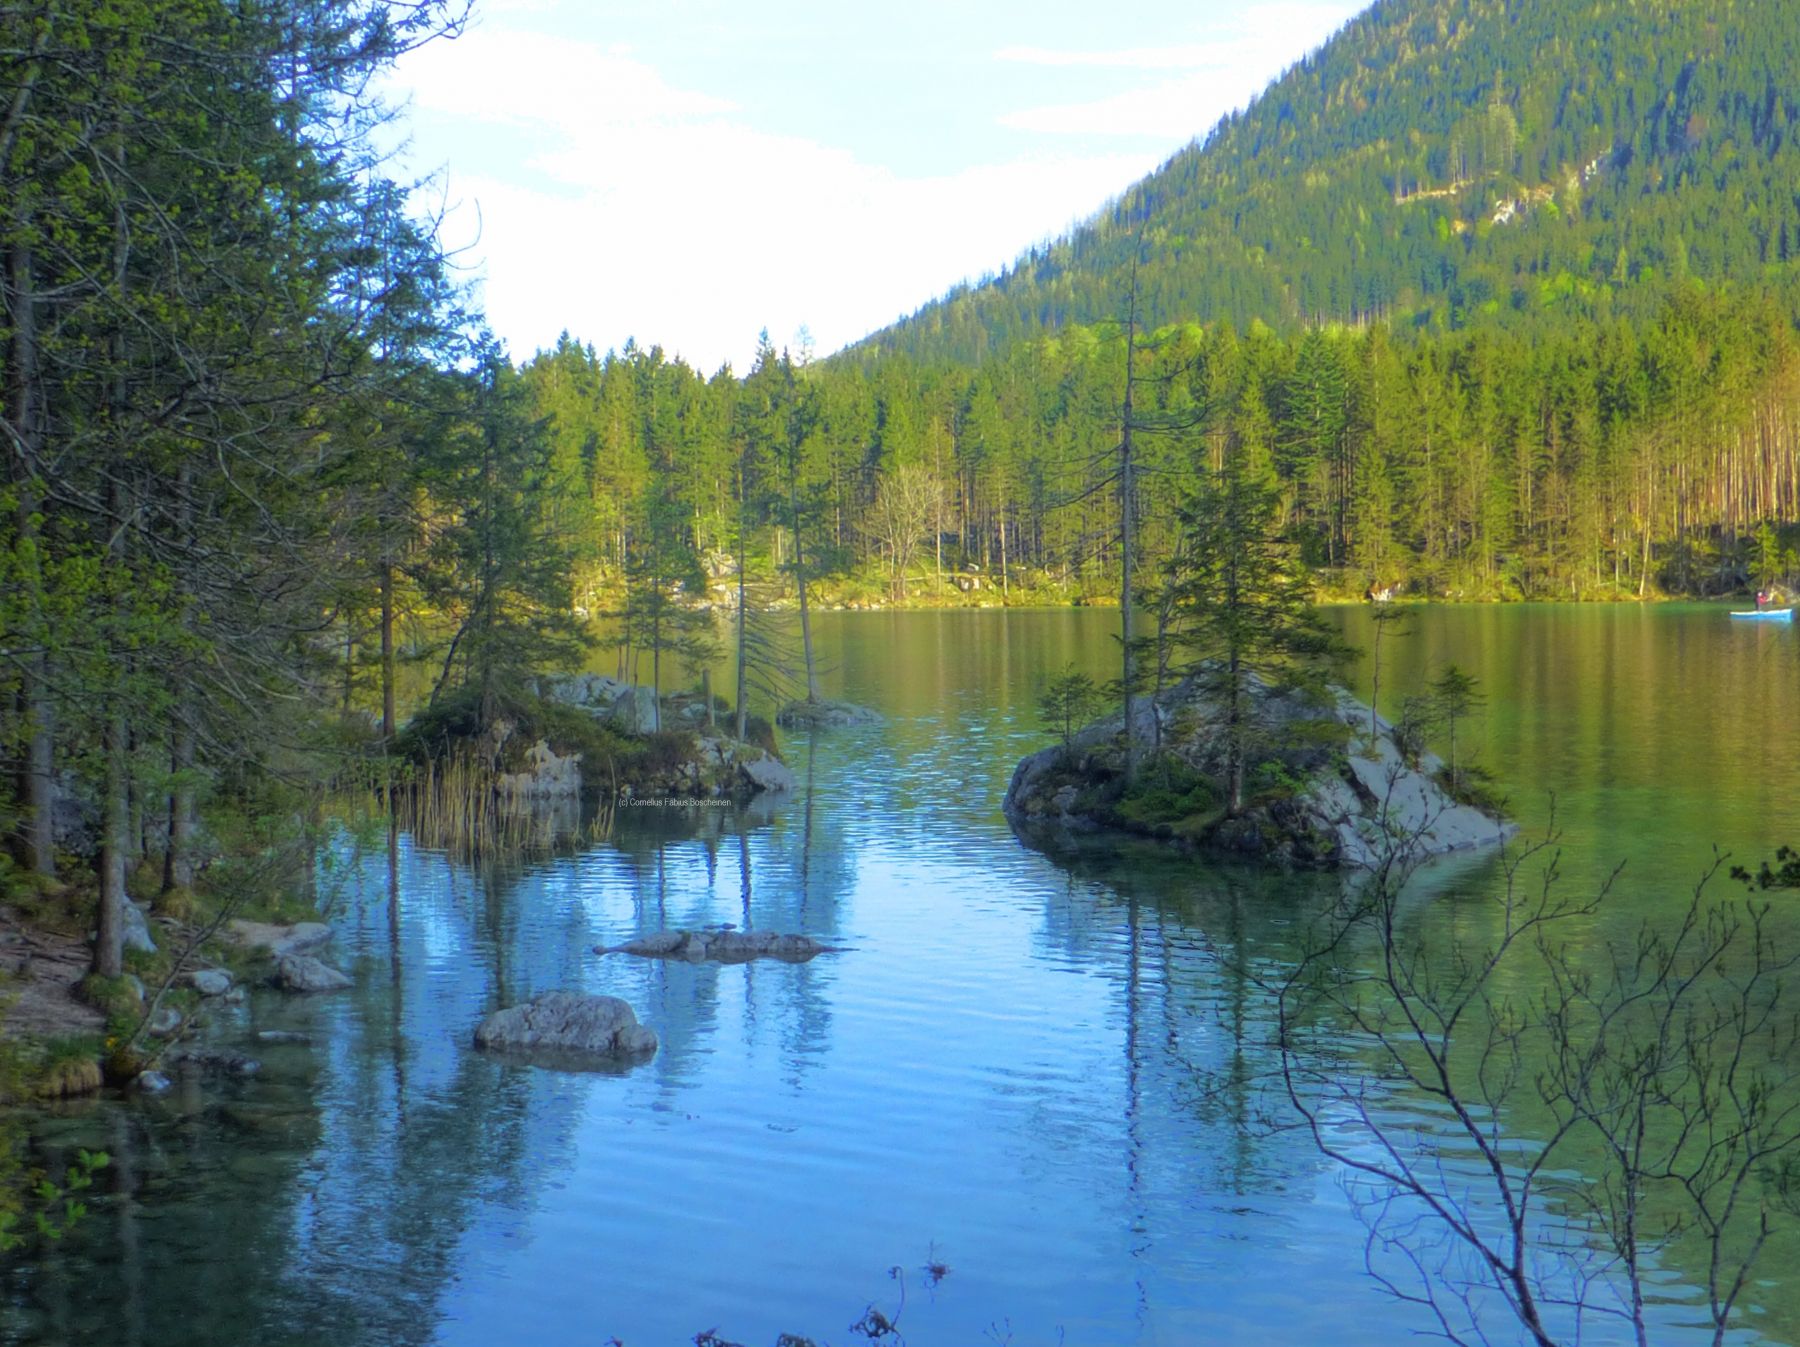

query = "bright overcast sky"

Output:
[[378, 0, 1364, 373]]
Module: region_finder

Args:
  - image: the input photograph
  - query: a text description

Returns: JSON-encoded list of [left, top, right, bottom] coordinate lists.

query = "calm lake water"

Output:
[[7, 605, 1800, 1346]]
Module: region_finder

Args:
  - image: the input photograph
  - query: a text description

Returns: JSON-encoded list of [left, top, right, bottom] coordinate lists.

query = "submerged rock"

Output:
[[132, 1070, 172, 1095], [274, 954, 352, 993], [776, 698, 883, 729], [473, 991, 657, 1061], [596, 929, 834, 964], [168, 1046, 261, 1077]]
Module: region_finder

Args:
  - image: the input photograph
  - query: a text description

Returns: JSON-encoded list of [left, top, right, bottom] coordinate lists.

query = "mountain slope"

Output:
[[857, 0, 1800, 363]]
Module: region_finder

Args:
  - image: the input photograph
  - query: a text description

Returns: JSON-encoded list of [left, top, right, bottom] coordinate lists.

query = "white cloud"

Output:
[[996, 43, 1243, 70], [384, 29, 1160, 370], [997, 2, 1359, 138]]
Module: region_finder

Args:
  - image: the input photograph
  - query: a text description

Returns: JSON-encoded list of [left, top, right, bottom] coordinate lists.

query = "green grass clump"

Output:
[[1113, 759, 1224, 836]]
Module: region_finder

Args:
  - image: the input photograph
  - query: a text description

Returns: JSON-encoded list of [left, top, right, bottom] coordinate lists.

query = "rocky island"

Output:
[[1004, 672, 1514, 869]]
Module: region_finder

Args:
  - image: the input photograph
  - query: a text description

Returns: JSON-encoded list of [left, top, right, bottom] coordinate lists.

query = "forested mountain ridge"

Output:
[[857, 0, 1800, 364]]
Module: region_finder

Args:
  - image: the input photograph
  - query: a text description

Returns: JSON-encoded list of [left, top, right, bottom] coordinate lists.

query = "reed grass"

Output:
[[385, 752, 612, 860]]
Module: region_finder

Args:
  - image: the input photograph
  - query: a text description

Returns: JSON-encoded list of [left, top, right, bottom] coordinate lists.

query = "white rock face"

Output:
[[473, 991, 658, 1060], [497, 738, 583, 800]]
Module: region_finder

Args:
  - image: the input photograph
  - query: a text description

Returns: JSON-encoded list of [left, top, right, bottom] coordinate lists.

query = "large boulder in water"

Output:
[[473, 991, 658, 1060]]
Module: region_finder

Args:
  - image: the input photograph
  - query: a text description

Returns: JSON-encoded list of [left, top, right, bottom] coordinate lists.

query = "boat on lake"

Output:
[[1730, 606, 1794, 620]]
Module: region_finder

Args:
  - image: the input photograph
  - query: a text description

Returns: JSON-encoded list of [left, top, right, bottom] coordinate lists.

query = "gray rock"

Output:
[[228, 920, 334, 958], [473, 991, 658, 1060], [144, 1005, 183, 1038], [738, 752, 796, 794], [186, 968, 233, 997], [133, 1070, 172, 1095], [597, 929, 834, 964], [611, 685, 659, 732], [123, 902, 156, 954], [275, 954, 352, 992], [254, 1030, 311, 1044]]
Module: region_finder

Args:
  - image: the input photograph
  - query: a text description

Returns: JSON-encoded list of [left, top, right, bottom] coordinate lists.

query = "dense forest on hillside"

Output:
[[863, 0, 1800, 363], [521, 284, 1800, 610]]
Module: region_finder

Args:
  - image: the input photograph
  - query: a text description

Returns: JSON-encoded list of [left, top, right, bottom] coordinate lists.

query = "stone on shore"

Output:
[[275, 954, 352, 992], [123, 901, 157, 954], [596, 929, 833, 964], [473, 991, 658, 1060], [228, 920, 334, 958], [186, 968, 233, 997]]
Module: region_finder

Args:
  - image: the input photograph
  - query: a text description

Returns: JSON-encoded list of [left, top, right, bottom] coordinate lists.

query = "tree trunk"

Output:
[[735, 468, 749, 742], [380, 556, 396, 739], [6, 233, 55, 878], [792, 477, 820, 702], [162, 716, 195, 895]]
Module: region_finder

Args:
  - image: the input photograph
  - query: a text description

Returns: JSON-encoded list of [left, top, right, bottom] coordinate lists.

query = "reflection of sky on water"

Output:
[[10, 607, 1800, 1346]]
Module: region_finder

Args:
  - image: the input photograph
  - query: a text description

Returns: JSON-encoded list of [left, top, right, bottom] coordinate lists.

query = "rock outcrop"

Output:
[[544, 675, 793, 800], [1005, 674, 1514, 869], [473, 991, 658, 1060], [596, 929, 834, 964]]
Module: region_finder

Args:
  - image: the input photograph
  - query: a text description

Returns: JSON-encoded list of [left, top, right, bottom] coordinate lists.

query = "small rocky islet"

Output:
[[1005, 672, 1514, 869]]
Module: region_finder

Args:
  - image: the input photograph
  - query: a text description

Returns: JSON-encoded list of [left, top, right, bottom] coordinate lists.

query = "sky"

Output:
[[377, 0, 1365, 373]]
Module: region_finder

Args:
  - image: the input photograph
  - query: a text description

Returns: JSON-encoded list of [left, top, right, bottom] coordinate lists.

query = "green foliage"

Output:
[[1165, 453, 1351, 813], [1113, 758, 1223, 834], [0, 1146, 108, 1253], [1434, 762, 1507, 817], [1731, 845, 1800, 890], [1038, 667, 1103, 749], [1430, 663, 1485, 790]]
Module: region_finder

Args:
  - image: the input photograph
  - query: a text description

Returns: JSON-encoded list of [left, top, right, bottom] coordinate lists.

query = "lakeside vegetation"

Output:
[[6, 0, 1800, 1336]]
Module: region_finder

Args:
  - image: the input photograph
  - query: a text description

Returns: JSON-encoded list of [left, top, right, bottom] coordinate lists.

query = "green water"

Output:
[[5, 605, 1798, 1346]]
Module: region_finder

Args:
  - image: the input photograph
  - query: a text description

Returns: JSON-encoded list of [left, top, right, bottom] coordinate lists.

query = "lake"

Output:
[[7, 605, 1800, 1346]]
